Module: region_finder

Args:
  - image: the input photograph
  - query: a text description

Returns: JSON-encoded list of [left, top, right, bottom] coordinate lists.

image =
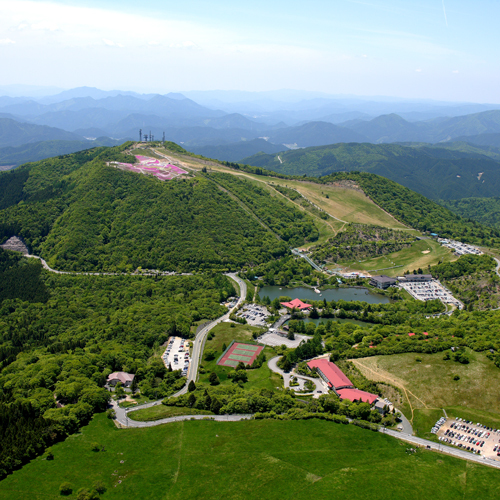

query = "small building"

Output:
[[280, 298, 312, 311], [369, 275, 397, 289], [107, 372, 135, 387], [400, 274, 433, 283]]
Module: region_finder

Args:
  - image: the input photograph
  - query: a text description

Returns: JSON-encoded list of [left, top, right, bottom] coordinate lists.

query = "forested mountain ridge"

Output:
[[0, 144, 322, 272], [222, 161, 500, 245], [241, 142, 500, 200]]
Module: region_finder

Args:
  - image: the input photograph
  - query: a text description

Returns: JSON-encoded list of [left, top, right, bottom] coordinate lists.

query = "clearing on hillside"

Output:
[[339, 239, 457, 277], [351, 350, 500, 419]]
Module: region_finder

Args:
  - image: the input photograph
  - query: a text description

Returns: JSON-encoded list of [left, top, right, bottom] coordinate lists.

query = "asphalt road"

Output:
[[116, 273, 246, 427], [381, 428, 500, 470], [267, 356, 328, 397]]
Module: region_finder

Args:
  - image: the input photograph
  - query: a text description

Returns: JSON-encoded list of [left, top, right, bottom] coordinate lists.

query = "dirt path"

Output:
[[352, 359, 429, 423]]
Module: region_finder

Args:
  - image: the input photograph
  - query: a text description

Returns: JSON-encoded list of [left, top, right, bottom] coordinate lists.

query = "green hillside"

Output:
[[241, 142, 500, 200], [0, 144, 324, 272], [441, 197, 500, 230], [2, 415, 500, 500]]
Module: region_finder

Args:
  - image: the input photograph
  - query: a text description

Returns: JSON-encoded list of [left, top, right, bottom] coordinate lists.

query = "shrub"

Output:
[[204, 349, 216, 361], [93, 480, 106, 494], [90, 442, 101, 452], [59, 482, 72, 495], [453, 375, 460, 381], [106, 408, 116, 419]]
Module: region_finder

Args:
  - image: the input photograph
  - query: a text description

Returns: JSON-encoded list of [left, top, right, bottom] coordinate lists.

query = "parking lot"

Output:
[[434, 417, 500, 460], [162, 336, 190, 377], [235, 304, 270, 327], [399, 280, 463, 309], [258, 331, 312, 348]]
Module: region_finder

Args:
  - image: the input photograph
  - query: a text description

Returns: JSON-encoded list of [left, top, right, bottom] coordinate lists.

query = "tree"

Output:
[[59, 483, 72, 495], [209, 372, 220, 385], [93, 481, 106, 494], [222, 343, 227, 352], [287, 330, 295, 340], [204, 349, 216, 361], [188, 380, 196, 392], [130, 376, 138, 394]]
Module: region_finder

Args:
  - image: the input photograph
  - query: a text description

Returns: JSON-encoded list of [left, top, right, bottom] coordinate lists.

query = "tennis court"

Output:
[[217, 342, 264, 367]]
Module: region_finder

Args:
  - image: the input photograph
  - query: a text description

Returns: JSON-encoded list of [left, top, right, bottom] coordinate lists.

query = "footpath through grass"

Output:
[[352, 350, 500, 428], [2, 414, 500, 500]]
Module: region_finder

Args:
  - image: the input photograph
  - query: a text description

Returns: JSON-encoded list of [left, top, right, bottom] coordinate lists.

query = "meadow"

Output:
[[352, 350, 500, 436], [1, 414, 500, 500], [340, 239, 456, 276]]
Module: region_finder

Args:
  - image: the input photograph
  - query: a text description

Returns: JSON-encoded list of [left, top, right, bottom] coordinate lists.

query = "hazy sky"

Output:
[[1, 0, 499, 101]]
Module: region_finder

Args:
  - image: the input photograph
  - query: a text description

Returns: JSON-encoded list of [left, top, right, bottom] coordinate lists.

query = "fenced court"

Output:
[[217, 342, 264, 367]]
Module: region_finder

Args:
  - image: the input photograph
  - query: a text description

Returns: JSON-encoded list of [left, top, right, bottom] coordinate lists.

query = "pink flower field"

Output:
[[109, 155, 188, 181]]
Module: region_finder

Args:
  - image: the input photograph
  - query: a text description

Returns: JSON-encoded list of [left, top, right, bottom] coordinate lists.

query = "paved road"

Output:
[[381, 427, 500, 470], [267, 356, 327, 397], [115, 411, 253, 428], [116, 273, 246, 427], [26, 254, 190, 277]]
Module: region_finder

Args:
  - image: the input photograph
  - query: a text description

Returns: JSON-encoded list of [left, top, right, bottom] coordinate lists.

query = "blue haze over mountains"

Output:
[[2, 85, 500, 169]]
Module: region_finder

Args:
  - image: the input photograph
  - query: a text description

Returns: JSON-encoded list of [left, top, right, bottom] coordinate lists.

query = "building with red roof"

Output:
[[280, 298, 312, 310], [408, 332, 415, 337], [307, 359, 379, 406], [307, 359, 353, 390], [337, 388, 379, 405]]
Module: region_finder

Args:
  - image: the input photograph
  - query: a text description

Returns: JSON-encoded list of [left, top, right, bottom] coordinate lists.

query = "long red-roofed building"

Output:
[[280, 298, 312, 310], [307, 359, 353, 390], [307, 358, 379, 404]]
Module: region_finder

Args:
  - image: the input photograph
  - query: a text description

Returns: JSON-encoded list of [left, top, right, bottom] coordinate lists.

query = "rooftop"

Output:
[[281, 298, 312, 310], [337, 388, 378, 405], [307, 359, 353, 389], [370, 275, 397, 283]]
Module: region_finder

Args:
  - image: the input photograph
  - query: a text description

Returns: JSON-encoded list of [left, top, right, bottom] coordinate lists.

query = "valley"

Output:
[[1, 141, 500, 498]]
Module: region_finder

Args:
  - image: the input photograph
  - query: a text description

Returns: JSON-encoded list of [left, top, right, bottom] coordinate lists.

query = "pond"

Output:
[[259, 285, 390, 304]]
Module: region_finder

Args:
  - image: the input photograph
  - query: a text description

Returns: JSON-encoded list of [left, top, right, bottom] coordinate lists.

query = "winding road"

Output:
[[114, 273, 246, 427]]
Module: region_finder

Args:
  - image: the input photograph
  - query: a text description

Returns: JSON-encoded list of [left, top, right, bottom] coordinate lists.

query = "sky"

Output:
[[1, 0, 499, 102]]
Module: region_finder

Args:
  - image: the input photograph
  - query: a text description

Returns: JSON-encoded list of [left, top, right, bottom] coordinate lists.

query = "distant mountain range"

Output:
[[3, 86, 500, 166]]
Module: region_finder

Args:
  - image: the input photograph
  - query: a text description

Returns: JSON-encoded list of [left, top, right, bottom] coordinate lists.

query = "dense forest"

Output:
[[441, 197, 500, 230], [0, 145, 318, 272], [205, 172, 319, 246], [0, 256, 235, 478]]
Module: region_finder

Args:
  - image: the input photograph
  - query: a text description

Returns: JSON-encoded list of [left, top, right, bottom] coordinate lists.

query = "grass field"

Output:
[[198, 322, 282, 390], [129, 406, 214, 422], [172, 152, 409, 230], [351, 350, 500, 431], [341, 239, 457, 276], [2, 414, 500, 500]]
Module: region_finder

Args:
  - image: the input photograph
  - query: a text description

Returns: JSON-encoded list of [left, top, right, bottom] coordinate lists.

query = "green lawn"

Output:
[[352, 350, 500, 424], [2, 414, 500, 500], [128, 405, 214, 422], [342, 239, 457, 277], [198, 322, 282, 390]]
